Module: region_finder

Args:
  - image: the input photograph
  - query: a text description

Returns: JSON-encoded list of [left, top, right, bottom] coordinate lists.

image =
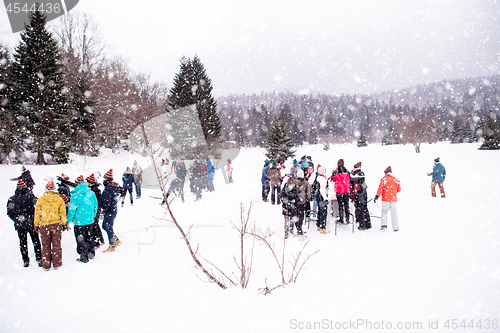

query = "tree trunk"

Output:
[[36, 146, 46, 164]]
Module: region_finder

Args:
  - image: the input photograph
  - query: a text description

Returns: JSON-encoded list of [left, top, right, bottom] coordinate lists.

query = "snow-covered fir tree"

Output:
[[479, 113, 500, 150], [167, 55, 221, 153], [10, 11, 72, 164], [0, 43, 15, 162], [191, 55, 221, 147], [357, 130, 368, 147], [265, 113, 295, 162], [450, 117, 463, 144]]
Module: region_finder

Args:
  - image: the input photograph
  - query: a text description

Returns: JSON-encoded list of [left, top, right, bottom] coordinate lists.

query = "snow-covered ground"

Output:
[[1, 142, 499, 332]]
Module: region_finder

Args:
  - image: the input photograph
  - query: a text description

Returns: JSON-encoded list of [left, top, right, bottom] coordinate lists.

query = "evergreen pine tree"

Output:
[[308, 126, 318, 145], [479, 113, 500, 150], [279, 103, 293, 131], [357, 130, 368, 147], [0, 44, 15, 162], [382, 122, 395, 145], [10, 11, 71, 164], [462, 120, 474, 143], [70, 73, 97, 155], [167, 56, 221, 153], [292, 119, 302, 146], [234, 115, 245, 147], [265, 114, 295, 162], [257, 104, 271, 147], [450, 117, 463, 144], [191, 55, 221, 146], [168, 56, 195, 108]]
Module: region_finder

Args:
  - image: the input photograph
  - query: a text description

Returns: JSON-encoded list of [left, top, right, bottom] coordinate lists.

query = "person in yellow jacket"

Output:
[[34, 181, 67, 271]]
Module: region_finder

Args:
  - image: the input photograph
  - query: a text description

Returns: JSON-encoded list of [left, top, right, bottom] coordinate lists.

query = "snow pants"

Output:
[[40, 224, 63, 270], [355, 192, 371, 229], [431, 181, 445, 198], [74, 224, 95, 261], [270, 184, 281, 205], [207, 178, 214, 192], [336, 193, 350, 224], [17, 227, 42, 265], [296, 203, 305, 233], [262, 182, 270, 201], [121, 188, 133, 205], [316, 198, 328, 229], [135, 183, 142, 198], [381, 201, 399, 231], [93, 208, 105, 246], [102, 210, 118, 246]]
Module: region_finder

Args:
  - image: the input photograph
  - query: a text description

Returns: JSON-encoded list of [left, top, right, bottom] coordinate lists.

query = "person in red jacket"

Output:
[[330, 159, 351, 225], [374, 166, 401, 231]]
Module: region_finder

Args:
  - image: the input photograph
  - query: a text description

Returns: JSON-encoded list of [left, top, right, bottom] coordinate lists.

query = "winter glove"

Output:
[[62, 224, 67, 232], [373, 195, 379, 203], [34, 226, 39, 233]]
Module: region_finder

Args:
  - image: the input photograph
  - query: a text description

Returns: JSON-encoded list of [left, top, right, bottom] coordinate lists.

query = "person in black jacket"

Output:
[[86, 174, 105, 248], [192, 160, 204, 202], [100, 169, 122, 253], [6, 180, 42, 267], [56, 173, 73, 199], [10, 166, 35, 192], [351, 162, 372, 230], [281, 176, 299, 239]]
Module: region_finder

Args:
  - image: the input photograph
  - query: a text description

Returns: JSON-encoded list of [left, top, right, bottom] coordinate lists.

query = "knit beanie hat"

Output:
[[133, 160, 138, 166], [46, 181, 56, 192], [21, 165, 26, 172], [104, 169, 113, 181], [17, 179, 26, 188], [384, 166, 392, 174], [264, 160, 270, 166], [354, 162, 361, 169], [86, 174, 96, 184], [60, 173, 69, 181], [434, 157, 440, 162], [293, 159, 297, 164], [338, 159, 344, 167], [271, 160, 277, 165], [60, 193, 69, 204], [75, 175, 85, 185], [301, 155, 306, 160]]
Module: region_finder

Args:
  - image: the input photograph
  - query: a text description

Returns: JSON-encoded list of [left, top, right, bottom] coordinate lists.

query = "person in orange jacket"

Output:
[[374, 166, 401, 231]]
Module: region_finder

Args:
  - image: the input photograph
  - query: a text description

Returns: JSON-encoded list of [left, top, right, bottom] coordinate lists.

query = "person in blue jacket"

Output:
[[261, 160, 271, 202], [206, 160, 215, 192], [121, 167, 135, 207], [428, 157, 446, 198], [67, 175, 98, 263], [100, 169, 122, 253]]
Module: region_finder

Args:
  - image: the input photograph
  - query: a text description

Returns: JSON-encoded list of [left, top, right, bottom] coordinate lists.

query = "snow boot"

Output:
[[114, 239, 122, 247], [102, 246, 115, 253]]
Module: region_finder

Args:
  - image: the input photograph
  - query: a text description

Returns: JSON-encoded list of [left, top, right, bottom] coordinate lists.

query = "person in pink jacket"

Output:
[[330, 159, 351, 225], [374, 166, 401, 231]]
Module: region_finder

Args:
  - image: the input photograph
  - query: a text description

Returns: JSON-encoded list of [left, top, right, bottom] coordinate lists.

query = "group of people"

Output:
[[6, 162, 146, 269], [163, 156, 233, 204], [261, 154, 446, 238]]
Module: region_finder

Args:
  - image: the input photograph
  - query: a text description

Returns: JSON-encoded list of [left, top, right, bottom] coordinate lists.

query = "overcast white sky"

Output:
[[1, 0, 500, 97]]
